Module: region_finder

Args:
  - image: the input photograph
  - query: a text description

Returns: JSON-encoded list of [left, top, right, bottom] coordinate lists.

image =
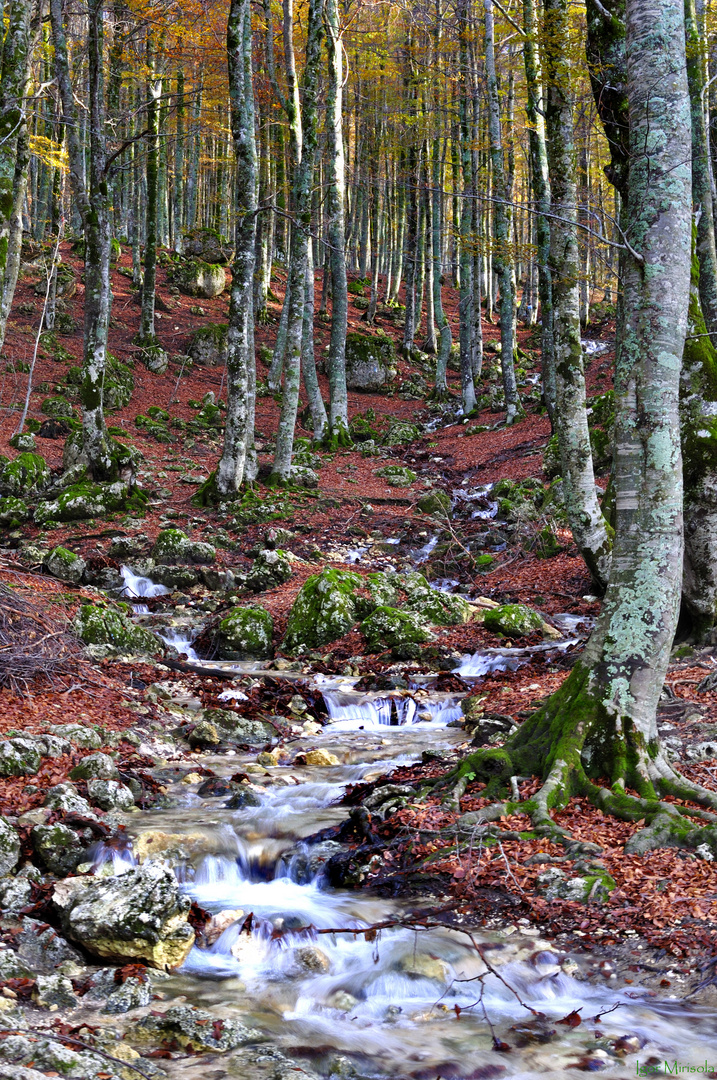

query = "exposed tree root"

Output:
[[321, 423, 353, 450], [426, 385, 456, 404], [429, 660, 717, 862]]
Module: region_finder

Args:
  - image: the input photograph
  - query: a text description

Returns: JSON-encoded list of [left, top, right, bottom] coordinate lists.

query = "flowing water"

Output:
[[100, 688, 717, 1076]]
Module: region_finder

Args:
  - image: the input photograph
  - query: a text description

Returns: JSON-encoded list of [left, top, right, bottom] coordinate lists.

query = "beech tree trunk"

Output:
[[544, 0, 612, 589], [214, 0, 257, 498]]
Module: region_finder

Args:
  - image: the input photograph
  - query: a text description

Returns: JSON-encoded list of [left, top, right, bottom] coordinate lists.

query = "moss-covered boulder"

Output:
[[136, 337, 169, 375], [9, 431, 35, 452], [493, 478, 545, 523], [150, 564, 199, 589], [43, 545, 86, 584], [32, 823, 86, 876], [201, 707, 275, 746], [244, 548, 292, 592], [53, 861, 195, 969], [0, 817, 20, 876], [361, 606, 432, 651], [182, 227, 231, 264], [382, 419, 422, 446], [40, 395, 75, 419], [375, 465, 417, 488], [0, 452, 50, 496], [34, 480, 136, 524], [284, 567, 363, 652], [70, 753, 119, 782], [130, 1003, 259, 1052], [345, 332, 397, 391], [0, 738, 42, 776], [151, 528, 216, 565], [73, 602, 161, 654], [542, 433, 561, 481], [483, 603, 544, 637], [0, 496, 30, 527], [87, 778, 135, 811], [187, 322, 228, 367], [398, 571, 473, 625], [355, 571, 400, 616], [175, 259, 226, 298], [416, 490, 452, 515], [217, 605, 274, 659], [101, 355, 135, 409]]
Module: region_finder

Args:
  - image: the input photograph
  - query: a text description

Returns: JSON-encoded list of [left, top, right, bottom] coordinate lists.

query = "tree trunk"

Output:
[[685, 0, 717, 340], [213, 0, 257, 499], [270, 0, 323, 484], [301, 244, 328, 441], [430, 138, 452, 396], [51, 0, 117, 480], [140, 48, 161, 344], [522, 0, 555, 426], [324, 0, 350, 445], [544, 0, 612, 589], [173, 68, 185, 254], [484, 0, 520, 423]]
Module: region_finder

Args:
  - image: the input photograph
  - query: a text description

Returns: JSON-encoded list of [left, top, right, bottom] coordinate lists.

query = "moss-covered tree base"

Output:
[[321, 423, 353, 451], [434, 661, 717, 858]]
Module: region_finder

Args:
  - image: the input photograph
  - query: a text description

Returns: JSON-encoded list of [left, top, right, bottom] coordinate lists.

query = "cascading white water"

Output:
[[119, 564, 170, 600], [157, 626, 200, 661]]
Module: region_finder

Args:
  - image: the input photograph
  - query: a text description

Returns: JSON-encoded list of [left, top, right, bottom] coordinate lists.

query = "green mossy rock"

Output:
[[245, 548, 292, 592], [70, 753, 119, 781], [0, 452, 50, 496], [416, 490, 452, 515], [0, 496, 30, 527], [131, 1003, 260, 1052], [40, 395, 75, 419], [354, 571, 399, 617], [175, 259, 227, 298], [43, 545, 86, 583], [0, 738, 42, 777], [217, 605, 274, 659], [54, 861, 195, 968], [52, 724, 103, 749], [188, 322, 228, 367], [284, 567, 363, 652], [87, 778, 135, 811], [9, 432, 35, 452], [73, 602, 161, 654], [382, 419, 422, 446], [34, 479, 136, 524], [202, 707, 275, 745], [32, 822, 86, 876], [483, 603, 544, 637], [375, 465, 417, 487], [150, 564, 199, 589], [151, 528, 216, 565], [0, 816, 20, 876], [398, 570, 473, 625], [345, 331, 397, 391], [361, 605, 432, 651]]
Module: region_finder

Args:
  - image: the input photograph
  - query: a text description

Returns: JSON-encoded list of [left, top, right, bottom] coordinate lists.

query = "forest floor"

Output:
[[1, 241, 717, 1075]]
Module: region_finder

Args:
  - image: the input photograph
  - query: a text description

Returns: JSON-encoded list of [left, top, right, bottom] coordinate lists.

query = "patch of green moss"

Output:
[[283, 567, 363, 652]]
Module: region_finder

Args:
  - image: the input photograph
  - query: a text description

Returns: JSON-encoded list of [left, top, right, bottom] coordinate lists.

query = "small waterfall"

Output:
[[323, 691, 395, 728], [157, 626, 200, 661], [119, 565, 170, 613], [87, 838, 137, 875]]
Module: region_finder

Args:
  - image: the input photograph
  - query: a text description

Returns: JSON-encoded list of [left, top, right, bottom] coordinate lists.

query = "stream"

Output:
[[107, 567, 717, 1076]]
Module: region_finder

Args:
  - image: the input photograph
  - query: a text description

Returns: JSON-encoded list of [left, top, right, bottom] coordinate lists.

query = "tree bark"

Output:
[[324, 0, 350, 444], [544, 0, 612, 589]]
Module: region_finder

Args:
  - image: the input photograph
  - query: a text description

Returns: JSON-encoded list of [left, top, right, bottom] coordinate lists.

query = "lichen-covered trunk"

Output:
[[51, 0, 115, 478], [324, 0, 349, 443], [519, 0, 691, 795], [685, 0, 717, 340], [484, 0, 519, 423], [140, 65, 161, 342], [271, 0, 323, 483], [0, 113, 29, 354], [431, 139, 452, 394], [301, 243, 328, 441], [173, 69, 185, 255], [522, 0, 555, 426], [457, 0, 476, 414], [216, 0, 257, 497], [543, 0, 612, 589]]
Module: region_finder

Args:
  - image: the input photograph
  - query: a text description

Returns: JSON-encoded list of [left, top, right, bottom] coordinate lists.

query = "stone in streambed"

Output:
[[482, 603, 545, 637], [73, 601, 161, 655], [53, 862, 195, 968], [32, 823, 87, 876], [69, 753, 119, 781], [360, 605, 432, 651], [297, 749, 340, 767], [283, 567, 363, 652], [129, 1003, 261, 1052], [0, 738, 41, 777], [43, 545, 86, 583], [217, 604, 274, 659], [87, 778, 135, 811]]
